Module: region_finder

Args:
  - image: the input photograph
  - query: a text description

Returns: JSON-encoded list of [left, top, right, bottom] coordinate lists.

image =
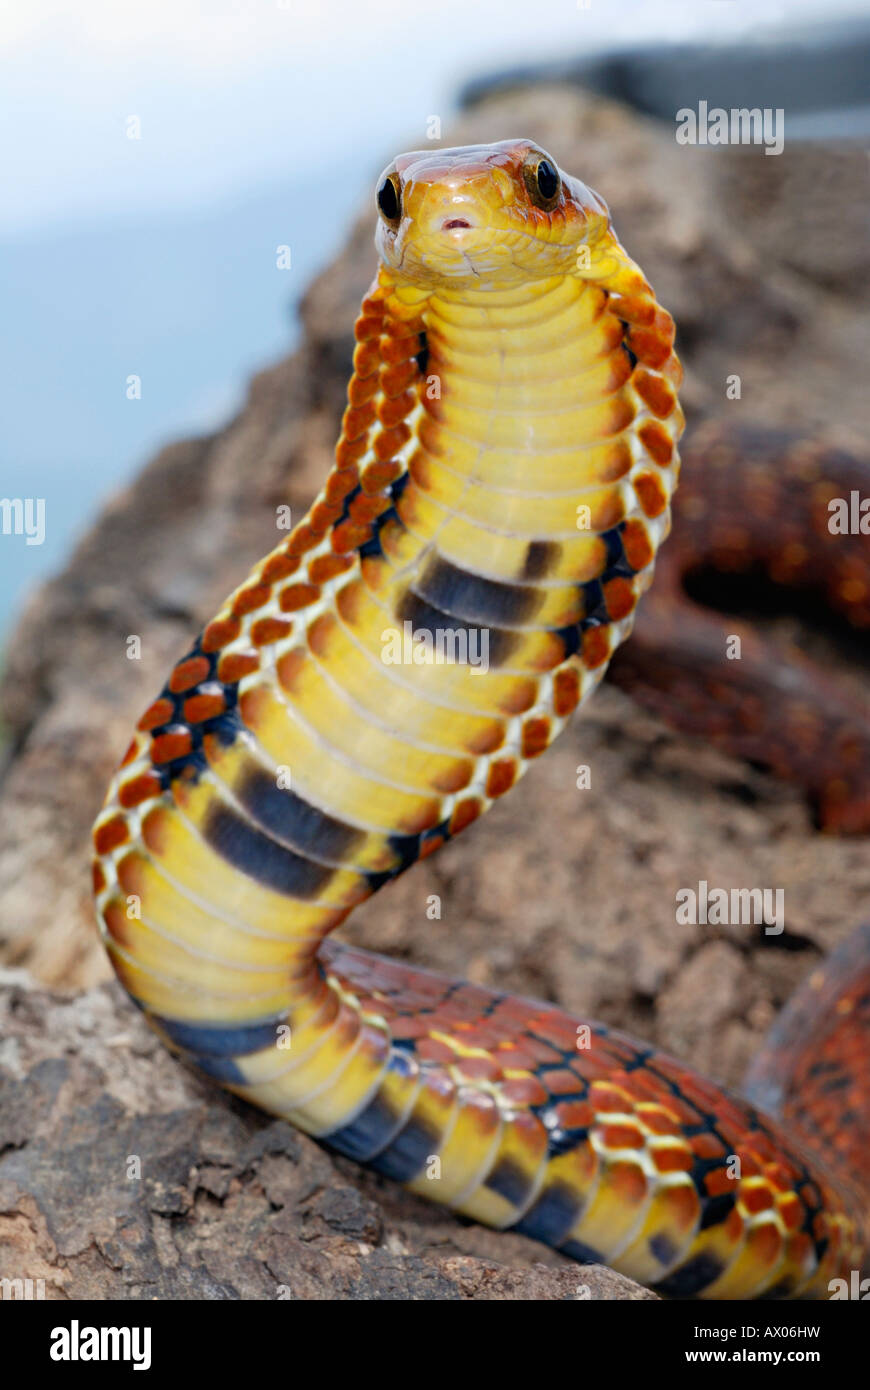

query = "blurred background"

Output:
[[2, 0, 869, 645], [1, 4, 869, 1297]]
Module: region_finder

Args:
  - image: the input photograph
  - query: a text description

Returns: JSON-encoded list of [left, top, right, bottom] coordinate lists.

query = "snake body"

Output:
[[611, 420, 870, 834], [92, 142, 865, 1298]]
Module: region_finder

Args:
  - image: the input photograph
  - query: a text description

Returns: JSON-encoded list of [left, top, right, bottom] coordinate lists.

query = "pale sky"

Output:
[[0, 0, 846, 236]]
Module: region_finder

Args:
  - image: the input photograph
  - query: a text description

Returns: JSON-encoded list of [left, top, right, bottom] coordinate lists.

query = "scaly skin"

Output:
[[610, 419, 870, 833], [92, 141, 863, 1298]]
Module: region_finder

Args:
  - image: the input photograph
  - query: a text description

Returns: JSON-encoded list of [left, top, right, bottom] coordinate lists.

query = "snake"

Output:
[[91, 140, 867, 1299], [610, 419, 870, 835]]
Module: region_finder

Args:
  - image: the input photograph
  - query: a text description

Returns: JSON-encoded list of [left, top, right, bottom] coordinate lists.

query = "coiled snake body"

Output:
[[92, 142, 866, 1299]]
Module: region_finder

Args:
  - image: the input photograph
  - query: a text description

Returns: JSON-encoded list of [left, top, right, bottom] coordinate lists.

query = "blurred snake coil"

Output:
[[92, 141, 868, 1299]]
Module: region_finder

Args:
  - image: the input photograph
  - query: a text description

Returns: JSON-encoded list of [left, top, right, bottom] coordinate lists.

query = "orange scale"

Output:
[[703, 1167, 736, 1198], [634, 369, 676, 418], [380, 333, 419, 364], [581, 627, 610, 670], [217, 652, 259, 683], [183, 689, 227, 724], [564, 1051, 601, 1084], [342, 401, 378, 441], [374, 419, 412, 454], [554, 1099, 595, 1130], [419, 834, 445, 859], [638, 421, 674, 467], [737, 1149, 763, 1178], [627, 326, 673, 371], [201, 615, 241, 652], [621, 518, 654, 571], [453, 1056, 503, 1084], [743, 1130, 779, 1165], [501, 1076, 550, 1107], [589, 1081, 635, 1113], [539, 1068, 583, 1097], [601, 1123, 646, 1151], [250, 617, 294, 646], [347, 373, 380, 406], [137, 697, 175, 733], [637, 1105, 683, 1137], [360, 459, 404, 493], [308, 500, 339, 530], [521, 717, 551, 759], [492, 999, 538, 1027], [610, 1070, 658, 1103], [384, 1017, 428, 1044], [168, 655, 211, 693], [658, 1094, 707, 1129], [485, 758, 517, 798], [740, 1183, 775, 1215], [619, 1071, 676, 1106], [655, 1064, 715, 1110], [634, 472, 669, 519], [91, 860, 106, 894], [611, 293, 656, 327], [232, 583, 271, 618], [260, 550, 301, 583], [449, 797, 483, 835], [414, 1037, 457, 1064], [603, 576, 636, 620], [334, 436, 368, 468], [354, 314, 384, 344], [765, 1161, 799, 1193], [553, 666, 581, 717], [118, 771, 164, 809], [151, 727, 193, 764], [493, 1048, 537, 1072], [651, 1144, 693, 1174], [331, 521, 371, 553], [351, 343, 380, 376], [725, 1205, 744, 1243], [279, 582, 321, 612], [520, 1038, 565, 1065], [120, 738, 139, 767], [689, 1131, 727, 1161], [349, 492, 391, 524], [93, 815, 130, 856], [380, 359, 419, 396], [529, 1014, 580, 1052], [287, 524, 322, 556], [714, 1093, 762, 1133]]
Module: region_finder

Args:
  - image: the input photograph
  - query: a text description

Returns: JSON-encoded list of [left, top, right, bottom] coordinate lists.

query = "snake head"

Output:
[[374, 139, 613, 289]]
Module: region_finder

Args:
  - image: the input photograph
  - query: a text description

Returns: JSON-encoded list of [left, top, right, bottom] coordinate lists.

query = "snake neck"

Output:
[[92, 251, 684, 1027]]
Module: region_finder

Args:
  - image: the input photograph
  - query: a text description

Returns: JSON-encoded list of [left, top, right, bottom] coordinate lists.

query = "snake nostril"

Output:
[[442, 218, 471, 231]]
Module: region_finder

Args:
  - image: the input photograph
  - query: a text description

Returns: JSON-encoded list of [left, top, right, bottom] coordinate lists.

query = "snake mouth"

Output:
[[442, 217, 472, 230]]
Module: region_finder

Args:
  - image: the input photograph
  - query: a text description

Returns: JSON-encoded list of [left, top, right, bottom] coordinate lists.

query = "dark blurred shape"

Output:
[[609, 419, 870, 833], [461, 19, 870, 140]]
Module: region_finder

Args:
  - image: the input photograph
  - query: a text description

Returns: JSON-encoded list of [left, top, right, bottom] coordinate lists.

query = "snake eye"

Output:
[[377, 173, 402, 227], [523, 154, 561, 212]]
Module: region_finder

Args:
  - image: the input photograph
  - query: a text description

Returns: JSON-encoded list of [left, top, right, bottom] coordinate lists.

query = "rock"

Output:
[[0, 84, 867, 1299], [0, 975, 653, 1300]]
